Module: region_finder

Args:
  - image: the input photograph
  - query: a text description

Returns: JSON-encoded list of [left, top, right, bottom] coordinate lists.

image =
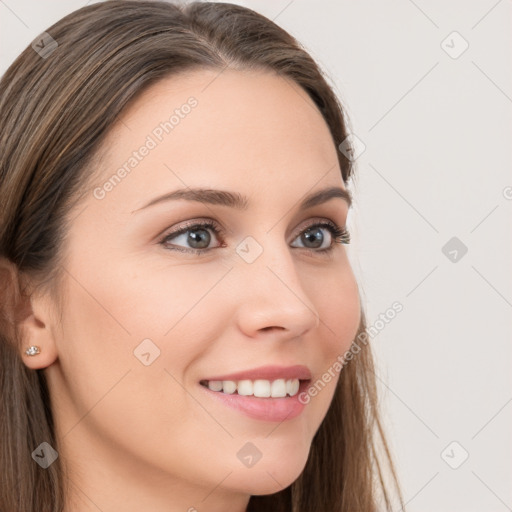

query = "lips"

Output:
[[200, 364, 312, 382], [197, 365, 312, 421]]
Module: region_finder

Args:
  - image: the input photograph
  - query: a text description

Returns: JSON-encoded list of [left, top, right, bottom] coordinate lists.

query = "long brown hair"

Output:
[[0, 1, 405, 510]]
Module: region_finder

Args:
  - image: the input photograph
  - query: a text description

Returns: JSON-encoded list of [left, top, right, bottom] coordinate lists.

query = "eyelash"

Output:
[[159, 219, 350, 256]]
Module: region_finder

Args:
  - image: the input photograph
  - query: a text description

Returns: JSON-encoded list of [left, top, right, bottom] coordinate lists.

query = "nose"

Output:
[[232, 237, 321, 340]]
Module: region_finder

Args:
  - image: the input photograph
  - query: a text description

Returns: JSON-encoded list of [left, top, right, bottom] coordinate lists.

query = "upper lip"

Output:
[[201, 365, 312, 382]]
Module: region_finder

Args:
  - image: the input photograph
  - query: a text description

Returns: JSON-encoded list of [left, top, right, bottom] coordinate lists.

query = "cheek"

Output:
[[103, 256, 227, 337], [300, 264, 361, 426], [314, 262, 361, 356], [63, 250, 223, 345], [55, 255, 228, 404], [54, 260, 222, 459]]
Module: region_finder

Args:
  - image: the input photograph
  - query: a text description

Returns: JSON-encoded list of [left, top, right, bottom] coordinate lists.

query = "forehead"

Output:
[[89, 68, 342, 213]]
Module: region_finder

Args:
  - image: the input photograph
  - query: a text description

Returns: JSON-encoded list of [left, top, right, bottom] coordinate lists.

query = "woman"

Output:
[[0, 1, 405, 511]]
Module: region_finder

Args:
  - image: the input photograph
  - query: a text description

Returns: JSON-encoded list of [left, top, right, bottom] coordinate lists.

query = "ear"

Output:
[[12, 274, 59, 370]]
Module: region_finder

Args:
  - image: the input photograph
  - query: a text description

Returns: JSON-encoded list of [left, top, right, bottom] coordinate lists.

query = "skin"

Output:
[[19, 68, 361, 512]]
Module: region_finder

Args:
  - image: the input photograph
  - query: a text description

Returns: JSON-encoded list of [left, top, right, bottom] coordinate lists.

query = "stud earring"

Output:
[[25, 345, 41, 356]]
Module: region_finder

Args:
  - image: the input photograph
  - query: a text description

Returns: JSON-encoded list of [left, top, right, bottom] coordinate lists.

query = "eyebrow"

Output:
[[132, 185, 352, 213]]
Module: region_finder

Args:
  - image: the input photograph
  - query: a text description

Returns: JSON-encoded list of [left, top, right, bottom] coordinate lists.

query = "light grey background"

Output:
[[1, 1, 511, 510]]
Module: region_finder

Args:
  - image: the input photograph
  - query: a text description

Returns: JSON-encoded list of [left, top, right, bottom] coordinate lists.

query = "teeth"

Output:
[[271, 379, 287, 397], [286, 378, 300, 396], [253, 380, 271, 398], [222, 380, 237, 394], [205, 378, 301, 397], [237, 380, 253, 396], [208, 380, 223, 392]]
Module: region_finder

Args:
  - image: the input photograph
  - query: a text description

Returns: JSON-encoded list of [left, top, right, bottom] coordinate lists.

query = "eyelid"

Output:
[[159, 217, 226, 239], [291, 216, 338, 238]]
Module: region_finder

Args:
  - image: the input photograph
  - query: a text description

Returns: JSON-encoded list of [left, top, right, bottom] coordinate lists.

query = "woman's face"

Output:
[[42, 69, 361, 508]]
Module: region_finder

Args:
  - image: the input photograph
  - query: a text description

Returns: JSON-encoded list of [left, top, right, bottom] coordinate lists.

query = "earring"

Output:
[[25, 345, 41, 356]]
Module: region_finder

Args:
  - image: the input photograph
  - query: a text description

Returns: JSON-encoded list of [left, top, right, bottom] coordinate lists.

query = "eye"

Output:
[[290, 221, 350, 253], [159, 219, 350, 255], [159, 220, 224, 254]]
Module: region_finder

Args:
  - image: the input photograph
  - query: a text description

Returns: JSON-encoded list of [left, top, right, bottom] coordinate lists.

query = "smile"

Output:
[[200, 378, 301, 398]]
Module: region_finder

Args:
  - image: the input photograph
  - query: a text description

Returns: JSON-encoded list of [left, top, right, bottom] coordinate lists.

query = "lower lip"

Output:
[[198, 380, 310, 422]]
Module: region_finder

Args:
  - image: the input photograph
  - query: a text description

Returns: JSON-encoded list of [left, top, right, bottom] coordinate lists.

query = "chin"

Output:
[[227, 448, 310, 495]]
